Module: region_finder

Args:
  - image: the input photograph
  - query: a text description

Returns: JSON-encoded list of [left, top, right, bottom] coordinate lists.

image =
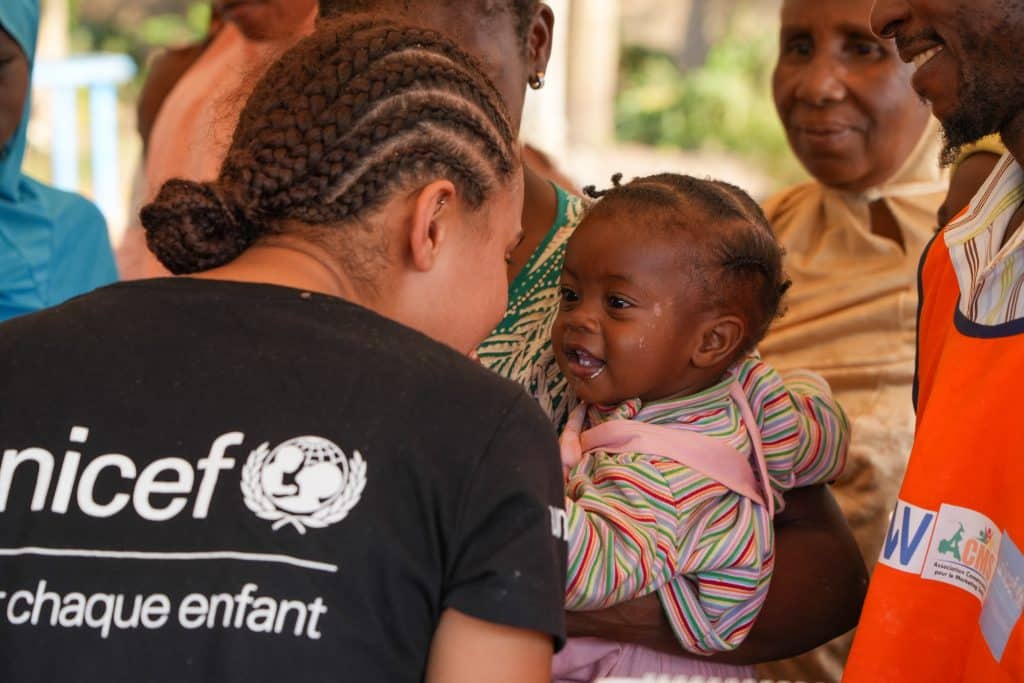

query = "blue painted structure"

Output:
[[32, 53, 137, 223]]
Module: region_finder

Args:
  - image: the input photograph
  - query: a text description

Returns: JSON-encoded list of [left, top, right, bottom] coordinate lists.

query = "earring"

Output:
[[528, 71, 546, 90]]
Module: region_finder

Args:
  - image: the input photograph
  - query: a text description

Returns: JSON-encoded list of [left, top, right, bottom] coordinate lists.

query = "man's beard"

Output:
[[940, 7, 1024, 166], [937, 65, 1022, 166]]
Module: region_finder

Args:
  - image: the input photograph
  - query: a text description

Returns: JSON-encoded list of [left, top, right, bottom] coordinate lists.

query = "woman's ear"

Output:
[[528, 4, 555, 77], [692, 315, 746, 369], [408, 180, 457, 272]]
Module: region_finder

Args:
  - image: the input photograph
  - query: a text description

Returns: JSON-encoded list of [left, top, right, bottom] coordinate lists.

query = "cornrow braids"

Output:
[[584, 172, 790, 353], [141, 18, 518, 275], [318, 0, 541, 45]]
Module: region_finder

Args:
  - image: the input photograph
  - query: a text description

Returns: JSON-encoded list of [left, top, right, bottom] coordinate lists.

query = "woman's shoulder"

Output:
[[6, 179, 116, 297], [537, 182, 586, 258], [505, 183, 585, 300], [4, 276, 541, 425], [761, 181, 820, 225], [22, 177, 108, 232], [554, 182, 587, 227]]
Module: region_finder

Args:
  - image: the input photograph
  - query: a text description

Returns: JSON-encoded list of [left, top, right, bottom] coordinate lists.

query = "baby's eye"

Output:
[[607, 295, 632, 309], [559, 286, 579, 303]]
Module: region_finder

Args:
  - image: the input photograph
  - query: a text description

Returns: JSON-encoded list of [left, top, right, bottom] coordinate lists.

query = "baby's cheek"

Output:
[[612, 331, 650, 360], [550, 314, 565, 343]]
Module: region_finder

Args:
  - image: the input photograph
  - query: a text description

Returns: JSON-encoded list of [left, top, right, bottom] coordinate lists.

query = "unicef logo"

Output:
[[241, 436, 366, 534]]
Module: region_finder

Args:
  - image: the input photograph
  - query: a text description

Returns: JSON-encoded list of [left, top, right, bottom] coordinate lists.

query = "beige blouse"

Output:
[[757, 120, 948, 682]]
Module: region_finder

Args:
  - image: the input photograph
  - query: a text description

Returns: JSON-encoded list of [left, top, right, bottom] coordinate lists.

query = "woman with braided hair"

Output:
[[320, 0, 867, 667], [0, 19, 567, 683]]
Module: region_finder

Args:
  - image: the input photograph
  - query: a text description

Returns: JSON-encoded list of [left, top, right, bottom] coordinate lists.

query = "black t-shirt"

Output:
[[0, 279, 567, 682]]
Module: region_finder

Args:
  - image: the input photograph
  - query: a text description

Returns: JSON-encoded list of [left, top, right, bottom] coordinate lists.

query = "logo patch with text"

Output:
[[879, 499, 1002, 603]]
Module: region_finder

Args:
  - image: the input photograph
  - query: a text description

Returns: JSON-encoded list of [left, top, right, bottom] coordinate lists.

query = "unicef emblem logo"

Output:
[[241, 436, 366, 534]]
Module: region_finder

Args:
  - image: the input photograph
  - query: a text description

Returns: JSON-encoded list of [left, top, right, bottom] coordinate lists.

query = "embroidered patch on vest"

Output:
[[923, 504, 1000, 601], [880, 500, 1001, 603], [879, 499, 936, 575]]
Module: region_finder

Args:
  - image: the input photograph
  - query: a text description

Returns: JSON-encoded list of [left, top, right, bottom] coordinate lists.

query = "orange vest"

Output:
[[844, 232, 1024, 681]]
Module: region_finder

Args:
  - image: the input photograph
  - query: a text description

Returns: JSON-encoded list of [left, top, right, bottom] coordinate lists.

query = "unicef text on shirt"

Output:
[[0, 428, 242, 520]]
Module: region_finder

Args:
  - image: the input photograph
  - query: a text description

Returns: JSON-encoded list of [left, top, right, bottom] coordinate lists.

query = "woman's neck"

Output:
[[868, 199, 906, 250], [508, 163, 559, 280], [190, 236, 370, 306]]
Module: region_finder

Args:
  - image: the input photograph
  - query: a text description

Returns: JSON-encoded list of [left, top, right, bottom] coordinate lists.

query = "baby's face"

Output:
[[551, 210, 712, 406]]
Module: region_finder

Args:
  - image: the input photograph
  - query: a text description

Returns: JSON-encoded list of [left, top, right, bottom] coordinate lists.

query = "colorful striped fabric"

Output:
[[945, 152, 1024, 325], [564, 356, 849, 656]]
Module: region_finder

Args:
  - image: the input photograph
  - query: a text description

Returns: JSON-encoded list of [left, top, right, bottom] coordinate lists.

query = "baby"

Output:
[[552, 173, 850, 681]]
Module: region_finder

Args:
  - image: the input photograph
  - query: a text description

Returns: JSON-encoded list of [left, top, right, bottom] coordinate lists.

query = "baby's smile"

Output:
[[563, 345, 606, 380]]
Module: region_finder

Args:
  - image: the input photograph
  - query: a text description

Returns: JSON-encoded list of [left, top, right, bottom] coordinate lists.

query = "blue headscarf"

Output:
[[0, 0, 117, 321]]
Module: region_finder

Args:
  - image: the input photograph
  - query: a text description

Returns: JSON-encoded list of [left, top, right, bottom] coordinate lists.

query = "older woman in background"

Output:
[[756, 0, 989, 680]]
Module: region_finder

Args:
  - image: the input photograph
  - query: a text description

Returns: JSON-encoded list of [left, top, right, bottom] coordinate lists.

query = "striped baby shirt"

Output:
[[563, 356, 849, 655]]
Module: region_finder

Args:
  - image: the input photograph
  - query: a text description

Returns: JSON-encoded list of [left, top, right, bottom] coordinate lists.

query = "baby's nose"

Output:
[[564, 307, 600, 333]]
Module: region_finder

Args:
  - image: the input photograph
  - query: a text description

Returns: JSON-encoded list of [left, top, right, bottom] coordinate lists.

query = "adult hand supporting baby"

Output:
[[564, 484, 868, 665]]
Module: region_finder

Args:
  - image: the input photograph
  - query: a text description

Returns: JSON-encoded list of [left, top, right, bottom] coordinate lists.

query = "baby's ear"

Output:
[[692, 315, 745, 369]]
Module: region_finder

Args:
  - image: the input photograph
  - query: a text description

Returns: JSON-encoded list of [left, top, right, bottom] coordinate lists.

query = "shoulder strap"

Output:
[[729, 381, 774, 517]]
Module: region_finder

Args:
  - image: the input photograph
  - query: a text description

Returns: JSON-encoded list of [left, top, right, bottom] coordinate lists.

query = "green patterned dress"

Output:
[[478, 184, 586, 428]]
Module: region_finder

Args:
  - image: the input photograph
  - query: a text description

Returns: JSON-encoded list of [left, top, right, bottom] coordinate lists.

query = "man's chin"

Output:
[[938, 105, 1003, 166]]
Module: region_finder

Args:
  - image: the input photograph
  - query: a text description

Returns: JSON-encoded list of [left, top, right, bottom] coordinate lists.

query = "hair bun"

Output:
[[140, 179, 263, 274]]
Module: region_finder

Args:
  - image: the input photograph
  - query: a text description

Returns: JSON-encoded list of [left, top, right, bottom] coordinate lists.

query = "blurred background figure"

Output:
[[756, 0, 998, 680], [0, 0, 116, 321], [34, 0, 828, 270], [135, 5, 223, 155], [40, 0, 809, 270], [117, 0, 316, 279]]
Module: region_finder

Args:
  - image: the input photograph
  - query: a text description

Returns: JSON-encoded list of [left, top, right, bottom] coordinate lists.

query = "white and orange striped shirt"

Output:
[[946, 152, 1024, 325]]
